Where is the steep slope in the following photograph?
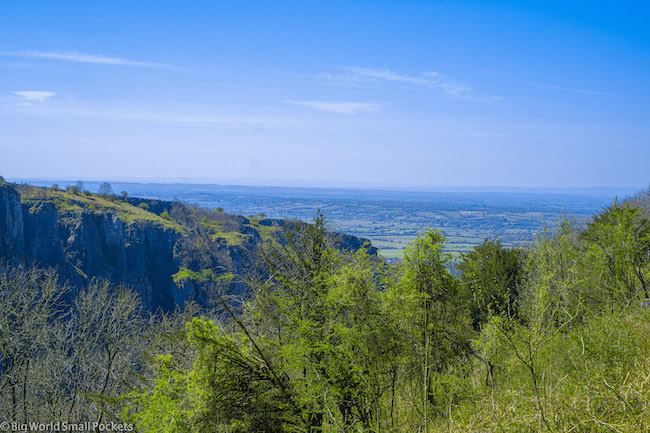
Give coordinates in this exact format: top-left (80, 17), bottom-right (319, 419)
top-left (0, 183), bottom-right (24, 256)
top-left (0, 182), bottom-right (376, 310)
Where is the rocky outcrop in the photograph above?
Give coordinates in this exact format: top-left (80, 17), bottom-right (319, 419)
top-left (51, 210), bottom-right (179, 310)
top-left (0, 183), bottom-right (24, 256)
top-left (23, 201), bottom-right (64, 267)
top-left (0, 184), bottom-right (181, 310)
top-left (0, 183), bottom-right (378, 311)
top-left (333, 232), bottom-right (378, 256)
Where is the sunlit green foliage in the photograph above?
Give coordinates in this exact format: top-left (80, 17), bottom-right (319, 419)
top-left (582, 199), bottom-right (650, 307)
top-left (124, 196), bottom-right (650, 431)
top-left (458, 238), bottom-right (523, 329)
top-left (3, 189), bottom-right (650, 432)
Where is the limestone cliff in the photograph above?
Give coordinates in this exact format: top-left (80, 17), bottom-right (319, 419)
top-left (0, 183), bottom-right (24, 256)
top-left (0, 183), bottom-right (377, 310)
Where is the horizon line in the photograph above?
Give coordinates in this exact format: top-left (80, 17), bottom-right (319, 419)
top-left (8, 177), bottom-right (645, 194)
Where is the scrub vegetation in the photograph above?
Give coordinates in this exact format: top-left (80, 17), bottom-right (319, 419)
top-left (1, 187), bottom-right (649, 432)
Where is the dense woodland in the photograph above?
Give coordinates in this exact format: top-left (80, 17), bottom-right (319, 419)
top-left (1, 184), bottom-right (650, 432)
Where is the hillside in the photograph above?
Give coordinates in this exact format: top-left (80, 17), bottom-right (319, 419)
top-left (1, 181), bottom-right (649, 431)
top-left (0, 181), bottom-right (376, 310)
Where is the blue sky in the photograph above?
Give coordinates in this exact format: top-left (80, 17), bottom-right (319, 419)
top-left (1, 0), bottom-right (649, 188)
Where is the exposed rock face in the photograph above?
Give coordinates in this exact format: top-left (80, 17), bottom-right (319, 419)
top-left (61, 211), bottom-right (129, 276)
top-left (140, 223), bottom-right (178, 310)
top-left (0, 184), bottom-right (182, 310)
top-left (23, 201), bottom-right (64, 267)
top-left (0, 183), bottom-right (378, 311)
top-left (0, 184), bottom-right (24, 256)
top-left (49, 210), bottom-right (178, 309)
top-left (333, 232), bottom-right (379, 256)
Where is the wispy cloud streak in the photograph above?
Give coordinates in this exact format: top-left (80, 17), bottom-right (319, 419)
top-left (1, 50), bottom-right (170, 68)
top-left (528, 81), bottom-right (624, 97)
top-left (13, 91), bottom-right (56, 103)
top-left (326, 67), bottom-right (500, 102)
top-left (285, 100), bottom-right (380, 114)
top-left (344, 67), bottom-right (472, 98)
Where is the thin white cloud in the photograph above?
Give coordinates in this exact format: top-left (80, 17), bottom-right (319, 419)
top-left (343, 67), bottom-right (472, 98)
top-left (330, 67), bottom-right (501, 102)
top-left (420, 72), bottom-right (473, 98)
top-left (285, 100), bottom-right (380, 114)
top-left (1, 50), bottom-right (169, 68)
top-left (13, 91), bottom-right (56, 103)
top-left (528, 81), bottom-right (623, 97)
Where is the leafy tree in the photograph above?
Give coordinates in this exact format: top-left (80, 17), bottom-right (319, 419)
top-left (120, 302), bottom-right (202, 432)
top-left (581, 199), bottom-right (650, 306)
top-left (99, 182), bottom-right (114, 196)
top-left (626, 185), bottom-right (650, 216)
top-left (123, 352), bottom-right (200, 433)
top-left (127, 213), bottom-right (401, 432)
top-left (458, 239), bottom-right (523, 329)
top-left (191, 317), bottom-right (298, 432)
top-left (323, 249), bottom-right (401, 431)
top-left (476, 223), bottom-right (586, 432)
top-left (247, 214), bottom-right (401, 431)
top-left (396, 229), bottom-right (471, 429)
top-left (120, 190), bottom-right (129, 199)
top-left (520, 220), bottom-right (588, 323)
top-left (124, 315), bottom-right (295, 433)
top-left (245, 212), bottom-right (343, 431)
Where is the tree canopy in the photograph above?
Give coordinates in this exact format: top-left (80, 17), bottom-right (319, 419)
top-left (3, 193), bottom-right (650, 432)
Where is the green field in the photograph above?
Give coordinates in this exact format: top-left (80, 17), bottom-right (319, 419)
top-left (321, 204), bottom-right (585, 259)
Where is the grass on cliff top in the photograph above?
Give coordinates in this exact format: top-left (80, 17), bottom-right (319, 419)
top-left (17, 185), bottom-right (184, 232)
top-left (246, 216), bottom-right (282, 243)
top-left (172, 267), bottom-right (234, 284)
top-left (209, 227), bottom-right (251, 245)
top-left (196, 216), bottom-right (248, 245)
top-left (209, 219), bottom-right (283, 246)
top-left (198, 215), bottom-right (281, 246)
